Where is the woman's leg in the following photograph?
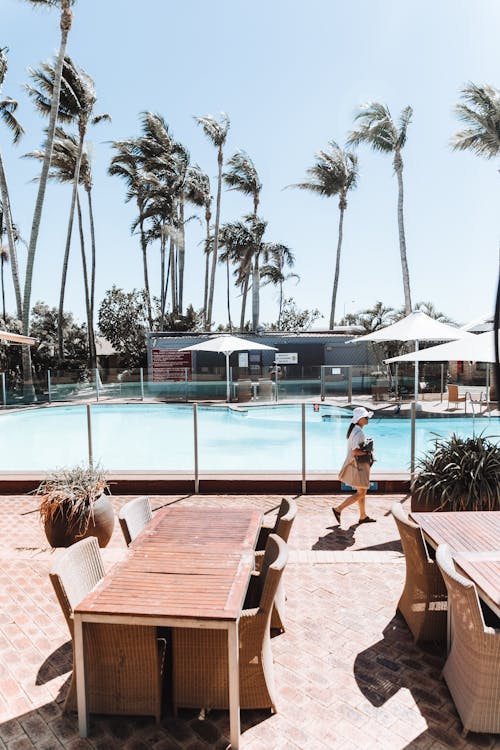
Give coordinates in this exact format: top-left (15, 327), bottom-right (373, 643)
top-left (334, 487), bottom-right (371, 522)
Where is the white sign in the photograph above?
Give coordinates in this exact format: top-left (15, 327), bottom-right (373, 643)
top-left (331, 367), bottom-right (341, 375)
top-left (238, 352), bottom-right (248, 368)
top-left (275, 353), bottom-right (298, 364)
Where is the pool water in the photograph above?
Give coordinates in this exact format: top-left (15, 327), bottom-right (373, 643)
top-left (1, 403), bottom-right (498, 473)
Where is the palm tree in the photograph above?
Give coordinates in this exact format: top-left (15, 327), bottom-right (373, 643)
top-left (0, 47), bottom-right (24, 320)
top-left (260, 244), bottom-right (297, 329)
top-left (413, 301), bottom-right (455, 324)
top-left (25, 54), bottom-right (109, 361)
top-left (109, 139), bottom-right (154, 328)
top-left (184, 165), bottom-right (212, 326)
top-left (21, 0), bottom-right (75, 397)
top-left (348, 103), bottom-right (413, 314)
top-left (358, 301), bottom-right (396, 332)
top-left (292, 141), bottom-right (358, 329)
top-left (451, 83), bottom-right (500, 159)
top-left (219, 214), bottom-right (291, 332)
top-left (0, 215), bottom-right (9, 324)
top-left (194, 113), bottom-right (230, 330)
top-left (25, 128), bottom-right (95, 364)
top-left (223, 151), bottom-right (262, 329)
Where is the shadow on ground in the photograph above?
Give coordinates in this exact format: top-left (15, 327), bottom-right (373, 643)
top-left (354, 614), bottom-right (497, 749)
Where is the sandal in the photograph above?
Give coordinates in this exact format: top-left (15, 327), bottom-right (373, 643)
top-left (359, 516), bottom-right (376, 524)
top-left (332, 507), bottom-right (341, 523)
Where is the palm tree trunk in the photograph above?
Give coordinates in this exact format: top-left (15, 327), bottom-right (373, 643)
top-left (251, 256), bottom-right (260, 332)
top-left (1, 258), bottom-right (6, 324)
top-left (240, 268), bottom-right (251, 331)
top-left (0, 153), bottom-right (22, 318)
top-left (395, 153), bottom-right (412, 314)
top-left (329, 202), bottom-right (345, 329)
top-left (203, 209), bottom-right (211, 329)
top-left (160, 225), bottom-right (166, 325)
top-left (169, 235), bottom-right (177, 317)
top-left (57, 128), bottom-right (85, 362)
top-left (76, 194), bottom-right (93, 368)
top-left (137, 198), bottom-right (153, 329)
top-left (178, 199), bottom-right (185, 313)
top-left (207, 146), bottom-right (224, 330)
top-left (22, 0), bottom-right (73, 398)
top-left (86, 185), bottom-right (97, 368)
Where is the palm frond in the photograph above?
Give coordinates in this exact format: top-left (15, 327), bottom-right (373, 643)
top-left (0, 99), bottom-right (24, 143)
top-left (194, 112), bottom-right (230, 146)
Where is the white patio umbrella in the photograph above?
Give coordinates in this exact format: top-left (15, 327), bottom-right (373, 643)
top-left (347, 311), bottom-right (466, 402)
top-left (179, 334), bottom-right (277, 402)
top-left (0, 329), bottom-right (38, 345)
top-left (384, 330), bottom-right (496, 365)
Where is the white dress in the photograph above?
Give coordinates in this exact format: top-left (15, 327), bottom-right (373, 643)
top-left (338, 425), bottom-right (371, 489)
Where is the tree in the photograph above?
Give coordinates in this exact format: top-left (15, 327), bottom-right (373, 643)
top-left (223, 150), bottom-right (262, 329)
top-left (348, 103), bottom-right (413, 314)
top-left (219, 215), bottom-right (292, 332)
top-left (260, 244), bottom-right (298, 329)
top-left (0, 47), bottom-right (24, 319)
top-left (109, 139), bottom-right (154, 328)
top-left (357, 301), bottom-right (396, 333)
top-left (22, 0), bottom-right (75, 397)
top-left (413, 301), bottom-right (455, 325)
top-left (25, 127), bottom-right (99, 364)
top-left (194, 113), bottom-right (230, 330)
top-left (183, 165), bottom-right (212, 326)
top-left (451, 83), bottom-right (500, 159)
top-left (267, 297), bottom-right (322, 332)
top-left (98, 286), bottom-right (150, 368)
top-left (292, 141), bottom-right (358, 328)
top-left (25, 54), bottom-right (109, 363)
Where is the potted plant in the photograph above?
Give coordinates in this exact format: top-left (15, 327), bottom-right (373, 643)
top-left (36, 464), bottom-right (115, 548)
top-left (411, 432), bottom-right (500, 512)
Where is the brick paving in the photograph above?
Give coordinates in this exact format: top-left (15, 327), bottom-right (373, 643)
top-left (0, 492), bottom-right (498, 749)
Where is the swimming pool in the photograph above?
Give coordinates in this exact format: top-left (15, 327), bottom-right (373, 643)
top-left (1, 403), bottom-right (498, 473)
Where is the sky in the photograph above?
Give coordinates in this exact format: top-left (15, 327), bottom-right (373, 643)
top-left (1, 0), bottom-right (499, 332)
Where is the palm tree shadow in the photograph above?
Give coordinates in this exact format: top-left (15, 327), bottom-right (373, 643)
top-left (36, 640), bottom-right (72, 685)
top-left (312, 525), bottom-right (356, 551)
top-left (353, 614), bottom-right (495, 747)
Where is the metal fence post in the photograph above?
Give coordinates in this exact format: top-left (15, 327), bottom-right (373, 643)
top-left (140, 367), bottom-right (144, 401)
top-left (47, 369), bottom-right (52, 403)
top-left (410, 401), bottom-right (416, 479)
top-left (347, 366), bottom-right (353, 403)
top-left (185, 368), bottom-right (189, 402)
top-left (95, 368), bottom-right (100, 402)
top-left (193, 402), bottom-right (199, 494)
top-left (1, 372), bottom-right (6, 408)
top-left (86, 404), bottom-right (93, 468)
top-left (301, 402), bottom-right (306, 494)
top-left (440, 363), bottom-right (444, 403)
top-left (320, 366), bottom-right (325, 401)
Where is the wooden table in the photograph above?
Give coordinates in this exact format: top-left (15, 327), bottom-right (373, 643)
top-left (74, 506), bottom-right (262, 748)
top-left (411, 511), bottom-right (500, 618)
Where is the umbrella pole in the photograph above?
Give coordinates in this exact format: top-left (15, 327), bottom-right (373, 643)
top-left (226, 351), bottom-right (231, 402)
top-left (414, 340), bottom-right (419, 403)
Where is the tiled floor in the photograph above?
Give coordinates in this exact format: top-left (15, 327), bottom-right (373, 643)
top-left (0, 493), bottom-right (498, 749)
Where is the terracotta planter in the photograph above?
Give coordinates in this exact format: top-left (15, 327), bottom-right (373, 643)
top-left (43, 494), bottom-right (115, 548)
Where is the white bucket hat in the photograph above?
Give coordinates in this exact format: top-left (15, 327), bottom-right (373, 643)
top-left (351, 406), bottom-right (373, 424)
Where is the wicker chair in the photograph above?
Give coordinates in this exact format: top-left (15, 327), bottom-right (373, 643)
top-left (391, 503), bottom-right (447, 642)
top-left (49, 537), bottom-right (165, 721)
top-left (172, 534), bottom-right (288, 713)
top-left (436, 544), bottom-right (500, 736)
top-left (255, 498), bottom-right (297, 632)
top-left (118, 495), bottom-right (153, 546)
top-left (447, 384), bottom-right (466, 410)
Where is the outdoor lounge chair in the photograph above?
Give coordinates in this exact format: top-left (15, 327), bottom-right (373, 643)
top-left (172, 533), bottom-right (288, 712)
top-left (49, 537), bottom-right (166, 721)
top-left (258, 378), bottom-right (273, 400)
top-left (447, 384), bottom-right (466, 410)
top-left (255, 498), bottom-right (297, 632)
top-left (436, 544), bottom-right (500, 737)
top-left (118, 495), bottom-right (153, 546)
top-left (391, 503), bottom-right (447, 643)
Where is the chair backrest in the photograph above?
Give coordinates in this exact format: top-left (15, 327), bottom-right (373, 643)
top-left (49, 536), bottom-right (105, 637)
top-left (258, 534), bottom-right (288, 615)
top-left (274, 497), bottom-right (297, 543)
top-left (391, 502), bottom-right (432, 573)
top-left (118, 496), bottom-right (152, 546)
top-left (447, 384), bottom-right (458, 399)
top-left (436, 544), bottom-right (487, 632)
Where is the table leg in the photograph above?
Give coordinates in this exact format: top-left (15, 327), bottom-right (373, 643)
top-left (227, 622), bottom-right (240, 749)
top-left (74, 616), bottom-right (88, 737)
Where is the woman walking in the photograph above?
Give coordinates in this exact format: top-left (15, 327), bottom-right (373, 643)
top-left (333, 406), bottom-right (375, 525)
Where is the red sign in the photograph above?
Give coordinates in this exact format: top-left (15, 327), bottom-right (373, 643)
top-left (152, 349), bottom-right (192, 382)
